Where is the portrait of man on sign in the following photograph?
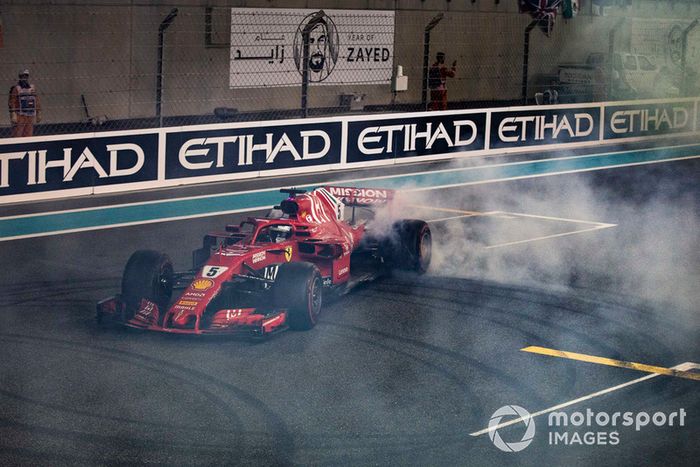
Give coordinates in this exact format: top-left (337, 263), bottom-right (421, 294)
top-left (293, 11), bottom-right (339, 82)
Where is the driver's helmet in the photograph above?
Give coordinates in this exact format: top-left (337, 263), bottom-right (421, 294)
top-left (269, 224), bottom-right (292, 243)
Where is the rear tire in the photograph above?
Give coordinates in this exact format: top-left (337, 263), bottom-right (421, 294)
top-left (384, 220), bottom-right (432, 274)
top-left (273, 262), bottom-right (322, 331)
top-left (121, 250), bottom-right (173, 317)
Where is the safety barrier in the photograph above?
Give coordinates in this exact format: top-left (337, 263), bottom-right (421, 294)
top-left (0, 97), bottom-right (697, 204)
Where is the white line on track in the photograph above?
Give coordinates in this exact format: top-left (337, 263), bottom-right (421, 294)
top-left (344, 142), bottom-right (700, 184)
top-left (427, 214), bottom-right (482, 223)
top-left (494, 210), bottom-right (616, 227)
top-left (469, 362), bottom-right (699, 437)
top-left (484, 225), bottom-right (615, 249)
top-left (2, 145), bottom-right (699, 221)
top-left (401, 154), bottom-right (700, 194)
top-left (0, 149), bottom-right (692, 242)
top-left (0, 205), bottom-right (274, 242)
top-left (416, 205), bottom-right (617, 249)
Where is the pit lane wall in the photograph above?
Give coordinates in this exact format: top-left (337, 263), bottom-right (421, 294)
top-left (0, 98), bottom-right (698, 204)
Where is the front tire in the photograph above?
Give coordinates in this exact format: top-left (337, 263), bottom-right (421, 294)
top-left (273, 262), bottom-right (323, 331)
top-left (121, 250), bottom-right (174, 318)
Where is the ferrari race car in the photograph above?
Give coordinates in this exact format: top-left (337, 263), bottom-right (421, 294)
top-left (97, 186), bottom-right (432, 336)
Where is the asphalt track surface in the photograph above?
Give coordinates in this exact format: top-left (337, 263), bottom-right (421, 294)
top-left (0, 149), bottom-right (698, 465)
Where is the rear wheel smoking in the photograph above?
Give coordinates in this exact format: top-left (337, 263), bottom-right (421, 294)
top-left (383, 220), bottom-right (432, 274)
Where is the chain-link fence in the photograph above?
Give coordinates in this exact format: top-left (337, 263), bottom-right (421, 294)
top-left (1, 1), bottom-right (699, 137)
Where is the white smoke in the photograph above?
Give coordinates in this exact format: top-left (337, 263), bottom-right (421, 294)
top-left (351, 152), bottom-right (698, 328)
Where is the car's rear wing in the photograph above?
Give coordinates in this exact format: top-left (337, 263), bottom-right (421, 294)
top-left (322, 185), bottom-right (397, 225)
top-left (323, 186), bottom-right (396, 207)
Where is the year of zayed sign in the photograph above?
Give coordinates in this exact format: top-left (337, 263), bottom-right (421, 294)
top-left (229, 8), bottom-right (395, 88)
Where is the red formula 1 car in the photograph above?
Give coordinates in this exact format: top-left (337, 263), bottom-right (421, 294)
top-left (97, 186), bottom-right (432, 336)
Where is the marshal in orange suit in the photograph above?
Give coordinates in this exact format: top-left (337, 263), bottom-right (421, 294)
top-left (8, 69), bottom-right (41, 137)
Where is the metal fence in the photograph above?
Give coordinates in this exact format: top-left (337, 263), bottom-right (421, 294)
top-left (1, 1), bottom-right (698, 137)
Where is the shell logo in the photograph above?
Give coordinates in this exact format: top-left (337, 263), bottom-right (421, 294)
top-left (191, 278), bottom-right (214, 291)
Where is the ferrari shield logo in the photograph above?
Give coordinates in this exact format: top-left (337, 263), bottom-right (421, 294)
top-left (284, 246), bottom-right (293, 262)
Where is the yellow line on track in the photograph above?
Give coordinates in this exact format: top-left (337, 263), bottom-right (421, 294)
top-left (521, 346), bottom-right (700, 381)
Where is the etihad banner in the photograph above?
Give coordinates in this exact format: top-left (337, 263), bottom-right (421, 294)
top-left (490, 106), bottom-right (600, 149)
top-left (229, 8), bottom-right (395, 88)
top-left (603, 101), bottom-right (695, 139)
top-left (1, 98), bottom-right (698, 203)
top-left (0, 132), bottom-right (158, 197)
top-left (347, 112), bottom-right (487, 163)
top-left (164, 121), bottom-right (342, 180)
